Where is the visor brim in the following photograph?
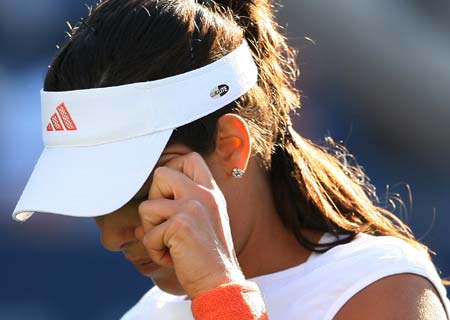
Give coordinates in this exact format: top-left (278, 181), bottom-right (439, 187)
top-left (12, 129), bottom-right (173, 222)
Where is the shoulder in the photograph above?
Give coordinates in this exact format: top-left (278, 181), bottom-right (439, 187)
top-left (316, 233), bottom-right (439, 277)
top-left (334, 273), bottom-right (448, 320)
top-left (318, 232), bottom-right (426, 262)
top-left (310, 233), bottom-right (449, 319)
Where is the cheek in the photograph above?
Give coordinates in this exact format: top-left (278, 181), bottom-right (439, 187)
top-left (203, 154), bottom-right (227, 184)
top-left (94, 203), bottom-right (142, 251)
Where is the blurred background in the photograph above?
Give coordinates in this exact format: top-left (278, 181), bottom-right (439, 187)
top-left (1, 0), bottom-right (449, 319)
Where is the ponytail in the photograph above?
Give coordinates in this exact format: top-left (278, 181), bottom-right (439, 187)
top-left (270, 126), bottom-right (420, 252)
top-left (212, 0), bottom-right (428, 254)
top-left (269, 132), bottom-right (353, 252)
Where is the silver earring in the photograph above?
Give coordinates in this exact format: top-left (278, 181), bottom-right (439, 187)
top-left (231, 168), bottom-right (244, 178)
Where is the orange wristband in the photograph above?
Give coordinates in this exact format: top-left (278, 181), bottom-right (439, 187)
top-left (191, 281), bottom-right (268, 320)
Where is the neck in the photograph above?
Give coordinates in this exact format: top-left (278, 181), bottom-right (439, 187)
top-left (238, 216), bottom-right (323, 279)
top-left (231, 161), bottom-right (323, 279)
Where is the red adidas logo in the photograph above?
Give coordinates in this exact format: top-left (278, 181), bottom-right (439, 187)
top-left (47, 102), bottom-right (78, 131)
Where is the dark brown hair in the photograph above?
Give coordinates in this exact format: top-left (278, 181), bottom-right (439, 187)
top-left (44, 0), bottom-right (430, 256)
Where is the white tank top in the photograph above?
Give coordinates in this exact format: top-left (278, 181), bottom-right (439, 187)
top-left (121, 233), bottom-right (450, 319)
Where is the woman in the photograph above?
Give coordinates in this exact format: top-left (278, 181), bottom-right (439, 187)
top-left (13, 0), bottom-right (449, 319)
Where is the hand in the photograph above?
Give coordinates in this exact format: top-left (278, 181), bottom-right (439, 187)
top-left (136, 152), bottom-right (245, 299)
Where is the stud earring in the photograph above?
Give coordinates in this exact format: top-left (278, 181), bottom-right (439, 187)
top-left (231, 168), bottom-right (244, 178)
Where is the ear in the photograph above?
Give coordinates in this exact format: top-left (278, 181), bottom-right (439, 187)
top-left (214, 113), bottom-right (251, 177)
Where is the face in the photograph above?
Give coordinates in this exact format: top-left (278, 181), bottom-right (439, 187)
top-left (94, 115), bottom-right (257, 295)
top-left (94, 144), bottom-right (190, 294)
top-left (94, 143), bottom-right (254, 295)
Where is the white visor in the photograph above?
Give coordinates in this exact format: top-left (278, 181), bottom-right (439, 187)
top-left (13, 40), bottom-right (258, 222)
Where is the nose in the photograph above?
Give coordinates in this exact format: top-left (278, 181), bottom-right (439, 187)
top-left (95, 210), bottom-right (139, 252)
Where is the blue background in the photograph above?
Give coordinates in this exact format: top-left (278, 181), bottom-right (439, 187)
top-left (1, 1), bottom-right (449, 319)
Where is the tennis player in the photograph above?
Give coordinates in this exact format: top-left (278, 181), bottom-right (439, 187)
top-left (13, 0), bottom-right (449, 319)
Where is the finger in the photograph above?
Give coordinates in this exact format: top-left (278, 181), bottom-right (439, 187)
top-left (138, 198), bottom-right (208, 231)
top-left (163, 152), bottom-right (215, 189)
top-left (138, 198), bottom-right (181, 230)
top-left (149, 166), bottom-right (207, 200)
top-left (142, 220), bottom-right (173, 268)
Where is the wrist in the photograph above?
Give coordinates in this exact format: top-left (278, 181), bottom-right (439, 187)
top-left (188, 268), bottom-right (245, 300)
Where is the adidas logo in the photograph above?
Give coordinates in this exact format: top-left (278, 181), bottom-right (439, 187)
top-left (47, 102), bottom-right (77, 131)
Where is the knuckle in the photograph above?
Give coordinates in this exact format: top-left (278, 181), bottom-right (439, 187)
top-left (170, 214), bottom-right (193, 234)
top-left (137, 201), bottom-right (157, 225)
top-left (142, 233), bottom-right (151, 247)
top-left (142, 232), bottom-right (155, 249)
top-left (137, 200), bottom-right (149, 215)
top-left (183, 199), bottom-right (204, 213)
top-left (146, 249), bottom-right (156, 261)
top-left (153, 166), bottom-right (169, 180)
top-left (199, 188), bottom-right (219, 210)
top-left (143, 228), bottom-right (159, 247)
top-left (187, 151), bottom-right (203, 163)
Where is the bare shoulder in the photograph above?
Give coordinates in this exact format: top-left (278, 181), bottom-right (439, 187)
top-left (334, 273), bottom-right (448, 320)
